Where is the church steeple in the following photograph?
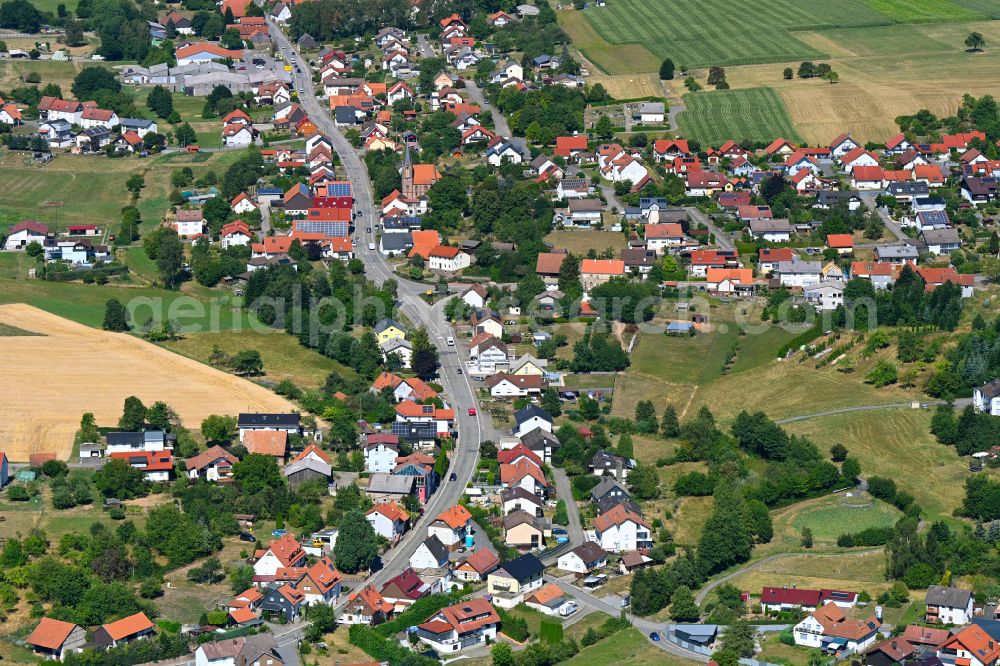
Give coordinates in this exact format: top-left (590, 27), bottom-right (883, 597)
top-left (402, 143), bottom-right (414, 198)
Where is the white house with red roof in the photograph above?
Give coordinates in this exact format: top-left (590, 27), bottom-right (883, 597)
top-left (220, 220), bottom-right (253, 249)
top-left (428, 504), bottom-right (473, 549)
top-left (765, 138), bottom-right (797, 157)
top-left (109, 451), bottom-right (173, 482)
top-left (839, 147), bottom-right (880, 173)
top-left (644, 222), bottom-right (686, 253)
top-left (253, 533), bottom-right (306, 578)
top-left (223, 123), bottom-right (259, 148)
top-left (0, 103), bottom-right (23, 126)
top-left (652, 139), bottom-right (690, 160)
top-left (593, 504), bottom-right (651, 552)
top-left (231, 192), bottom-right (258, 214)
top-left (366, 501), bottom-right (410, 543)
top-left (783, 150), bottom-right (821, 175)
top-left (80, 107), bottom-right (119, 129)
top-left (416, 598), bottom-right (500, 654)
top-left (885, 133), bottom-right (913, 154)
top-left (829, 133), bottom-right (860, 158)
top-left (428, 245), bottom-right (471, 272)
top-left (4, 220), bottom-right (48, 250)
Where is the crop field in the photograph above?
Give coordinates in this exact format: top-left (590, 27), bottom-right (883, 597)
top-left (0, 304), bottom-right (296, 461)
top-left (677, 88), bottom-right (803, 147)
top-left (574, 0), bottom-right (894, 70)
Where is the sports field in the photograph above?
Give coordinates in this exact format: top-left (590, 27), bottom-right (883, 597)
top-left (0, 304), bottom-right (296, 462)
top-left (676, 88), bottom-right (802, 147)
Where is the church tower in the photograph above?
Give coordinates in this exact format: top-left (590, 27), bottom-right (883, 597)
top-left (401, 143), bottom-right (414, 198)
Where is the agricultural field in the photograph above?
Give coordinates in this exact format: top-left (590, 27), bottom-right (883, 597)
top-left (559, 0), bottom-right (1000, 144)
top-left (676, 88), bottom-right (803, 147)
top-left (0, 304), bottom-right (296, 461)
top-left (571, 0), bottom-right (893, 70)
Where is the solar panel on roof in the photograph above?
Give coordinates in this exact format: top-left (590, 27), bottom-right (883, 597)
top-left (295, 221), bottom-right (349, 237)
top-left (325, 182), bottom-right (352, 196)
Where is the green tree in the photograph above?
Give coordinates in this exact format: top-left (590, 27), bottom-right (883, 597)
top-left (541, 387), bottom-right (562, 417)
top-left (594, 114), bottom-right (614, 140)
top-left (232, 349), bottom-right (263, 375)
top-left (233, 454), bottom-right (284, 494)
top-left (797, 61), bottom-right (815, 78)
top-left (659, 58), bottom-right (675, 80)
top-left (746, 499), bottom-right (773, 543)
top-left (707, 66), bottom-right (726, 86)
top-left (71, 66), bottom-right (120, 99)
top-left (229, 564), bottom-right (254, 594)
top-left (25, 240), bottom-right (43, 258)
top-left (332, 509), bottom-right (378, 573)
top-left (966, 31), bottom-right (986, 52)
top-left (147, 85), bottom-right (174, 119)
top-left (174, 122), bottom-right (197, 146)
top-left (491, 642), bottom-right (515, 666)
top-left (156, 227), bottom-right (185, 287)
top-left (783, 67), bottom-right (793, 79)
top-left (627, 463), bottom-right (659, 500)
top-left (103, 298), bottom-right (130, 332)
top-left (80, 412), bottom-right (101, 443)
top-left (801, 526), bottom-right (814, 548)
top-left (93, 458), bottom-right (148, 498)
top-left (669, 585), bottom-right (700, 621)
top-left (201, 414), bottom-right (237, 443)
top-left (660, 404), bottom-right (680, 437)
top-left (866, 359), bottom-right (898, 387)
top-left (119, 396), bottom-right (146, 430)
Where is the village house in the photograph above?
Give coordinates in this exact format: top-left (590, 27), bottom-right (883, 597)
top-left (410, 535), bottom-right (450, 570)
top-left (793, 602), bottom-right (880, 654)
top-left (487, 372), bottom-right (545, 398)
top-left (364, 433), bottom-right (400, 473)
top-left (428, 504), bottom-right (474, 550)
top-left (174, 209), bottom-right (206, 238)
top-left (4, 220), bottom-right (49, 251)
top-left (557, 541), bottom-right (608, 575)
top-left (340, 586), bottom-right (393, 626)
top-left (503, 509), bottom-right (550, 550)
top-left (760, 587), bottom-right (858, 613)
top-left (938, 624), bottom-right (1000, 666)
top-left (416, 597), bottom-right (501, 654)
top-left (380, 568), bottom-right (431, 612)
top-left (514, 405), bottom-right (553, 438)
top-left (185, 445), bottom-right (238, 481)
top-left (487, 553), bottom-right (545, 609)
top-left (925, 585), bottom-right (974, 624)
top-left (454, 548), bottom-right (501, 582)
top-left (593, 504), bottom-right (651, 552)
top-left (366, 501), bottom-right (410, 543)
top-left (580, 258), bottom-right (625, 291)
top-left (253, 533), bottom-right (306, 578)
top-left (26, 618), bottom-right (86, 661)
top-left (974, 379), bottom-right (1000, 416)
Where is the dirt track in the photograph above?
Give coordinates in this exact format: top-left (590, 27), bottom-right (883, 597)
top-left (0, 304), bottom-right (298, 462)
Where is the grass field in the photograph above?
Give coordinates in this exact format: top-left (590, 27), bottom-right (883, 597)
top-left (160, 329), bottom-right (355, 390)
top-left (783, 408), bottom-right (973, 521)
top-left (545, 229), bottom-right (626, 254)
top-left (0, 304), bottom-right (296, 461)
top-left (564, 627), bottom-right (699, 666)
top-left (786, 494), bottom-right (900, 543)
top-left (729, 549), bottom-right (891, 595)
top-left (677, 88), bottom-right (803, 147)
top-left (861, 0), bottom-right (980, 22)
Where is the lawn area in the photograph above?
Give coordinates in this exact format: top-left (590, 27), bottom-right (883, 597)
top-left (545, 229), bottom-right (626, 255)
top-left (159, 329), bottom-right (355, 390)
top-left (576, 0), bottom-right (894, 70)
top-left (758, 633), bottom-right (811, 666)
top-left (729, 549), bottom-right (892, 597)
top-left (670, 496), bottom-right (713, 548)
top-left (564, 627), bottom-right (698, 666)
top-left (312, 625), bottom-right (373, 666)
top-left (783, 407), bottom-right (975, 522)
top-left (124, 246), bottom-right (161, 284)
top-left (677, 88), bottom-right (803, 147)
top-left (784, 494), bottom-right (901, 544)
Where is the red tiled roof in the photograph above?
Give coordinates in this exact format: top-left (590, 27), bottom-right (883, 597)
top-left (580, 259), bottom-right (625, 275)
top-left (27, 618), bottom-right (78, 650)
top-left (826, 234), bottom-right (853, 248)
top-left (243, 429), bottom-right (287, 457)
top-left (100, 612), bottom-right (154, 641)
top-left (435, 504), bottom-right (472, 529)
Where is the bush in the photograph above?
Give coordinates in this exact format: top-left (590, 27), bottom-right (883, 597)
top-left (496, 608), bottom-right (529, 642)
top-left (836, 526), bottom-right (892, 547)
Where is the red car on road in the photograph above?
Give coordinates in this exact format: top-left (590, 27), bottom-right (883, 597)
top-left (468, 408), bottom-right (477, 416)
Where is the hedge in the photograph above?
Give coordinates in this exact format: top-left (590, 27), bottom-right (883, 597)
top-left (348, 624), bottom-right (437, 666)
top-left (776, 323), bottom-right (825, 359)
top-left (375, 593), bottom-right (460, 637)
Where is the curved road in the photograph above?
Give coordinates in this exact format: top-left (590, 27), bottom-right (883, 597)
top-left (267, 20), bottom-right (504, 603)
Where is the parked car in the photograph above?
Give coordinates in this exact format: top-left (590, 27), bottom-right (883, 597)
top-left (449, 472), bottom-right (457, 481)
top-left (239, 532), bottom-right (255, 542)
top-left (649, 632), bottom-right (660, 642)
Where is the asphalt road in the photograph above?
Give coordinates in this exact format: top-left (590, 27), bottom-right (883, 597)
top-left (684, 206), bottom-right (734, 251)
top-left (462, 80), bottom-right (527, 155)
top-left (268, 20), bottom-right (503, 601)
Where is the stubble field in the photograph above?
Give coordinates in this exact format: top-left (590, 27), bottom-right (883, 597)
top-left (0, 303), bottom-right (297, 461)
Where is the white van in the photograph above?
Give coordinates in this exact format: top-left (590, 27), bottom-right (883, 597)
top-left (446, 336), bottom-right (455, 346)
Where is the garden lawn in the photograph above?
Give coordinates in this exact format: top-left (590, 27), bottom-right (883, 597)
top-left (544, 229), bottom-right (626, 255)
top-left (677, 88), bottom-right (803, 147)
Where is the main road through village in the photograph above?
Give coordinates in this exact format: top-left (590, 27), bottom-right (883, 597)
top-left (253, 21), bottom-right (736, 664)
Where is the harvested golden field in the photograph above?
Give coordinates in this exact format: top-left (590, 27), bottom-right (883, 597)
top-left (0, 304), bottom-right (297, 462)
top-left (724, 21), bottom-right (1000, 144)
top-left (585, 72), bottom-right (669, 100)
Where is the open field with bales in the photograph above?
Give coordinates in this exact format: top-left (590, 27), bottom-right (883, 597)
top-left (0, 304), bottom-right (296, 461)
top-left (677, 88), bottom-right (803, 147)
